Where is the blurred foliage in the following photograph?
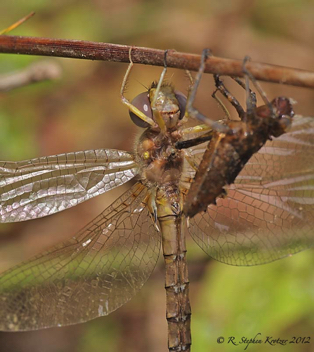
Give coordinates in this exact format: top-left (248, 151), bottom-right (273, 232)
top-left (0, 0), bottom-right (314, 352)
top-left (194, 250), bottom-right (314, 352)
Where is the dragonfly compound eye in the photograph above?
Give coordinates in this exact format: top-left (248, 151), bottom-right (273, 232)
top-left (174, 91), bottom-right (187, 120)
top-left (129, 92), bottom-right (153, 128)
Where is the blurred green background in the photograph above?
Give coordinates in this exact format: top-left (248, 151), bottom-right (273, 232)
top-left (0, 0), bottom-right (314, 351)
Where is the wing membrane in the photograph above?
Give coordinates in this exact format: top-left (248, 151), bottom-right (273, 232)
top-left (188, 116), bottom-right (314, 265)
top-left (0, 182), bottom-right (160, 331)
top-left (0, 149), bottom-right (138, 222)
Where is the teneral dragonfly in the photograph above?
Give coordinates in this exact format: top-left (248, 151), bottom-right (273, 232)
top-left (0, 51), bottom-right (314, 352)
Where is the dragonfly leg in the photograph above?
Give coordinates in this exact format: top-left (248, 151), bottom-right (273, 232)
top-left (212, 88), bottom-right (231, 120)
top-left (186, 48), bottom-right (229, 134)
top-left (150, 50), bottom-right (173, 133)
top-left (180, 69), bottom-right (193, 126)
top-left (179, 70), bottom-right (194, 125)
top-left (120, 48), bottom-right (155, 127)
top-left (175, 129), bottom-right (213, 150)
top-left (242, 56), bottom-right (275, 116)
top-left (185, 69), bottom-right (194, 85)
top-left (231, 76), bottom-right (257, 108)
top-left (213, 74), bottom-right (245, 120)
top-left (177, 122), bottom-right (215, 150)
top-left (145, 187), bottom-right (160, 231)
top-left (181, 123), bottom-right (211, 137)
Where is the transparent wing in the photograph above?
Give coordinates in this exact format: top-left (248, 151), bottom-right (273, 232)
top-left (0, 182), bottom-right (160, 331)
top-left (188, 116), bottom-right (314, 265)
top-left (0, 149), bottom-right (138, 222)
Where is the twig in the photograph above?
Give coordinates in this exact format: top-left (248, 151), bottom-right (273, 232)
top-left (0, 12), bottom-right (35, 35)
top-left (0, 35), bottom-right (314, 89)
top-left (0, 61), bottom-right (62, 92)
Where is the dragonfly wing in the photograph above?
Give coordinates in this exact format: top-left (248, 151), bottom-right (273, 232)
top-left (0, 182), bottom-right (160, 331)
top-left (0, 149), bottom-right (138, 222)
top-left (188, 116), bottom-right (314, 265)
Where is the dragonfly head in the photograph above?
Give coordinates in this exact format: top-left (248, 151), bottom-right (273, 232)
top-left (149, 83), bottom-right (186, 130)
top-left (129, 83), bottom-right (186, 130)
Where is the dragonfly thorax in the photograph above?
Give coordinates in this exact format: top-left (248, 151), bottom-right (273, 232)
top-left (136, 128), bottom-right (184, 186)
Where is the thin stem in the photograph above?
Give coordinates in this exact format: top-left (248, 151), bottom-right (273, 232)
top-left (0, 35), bottom-right (314, 89)
top-left (0, 61), bottom-right (61, 92)
top-left (0, 12), bottom-right (35, 35)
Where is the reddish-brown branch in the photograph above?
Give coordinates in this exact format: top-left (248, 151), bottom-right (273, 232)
top-left (1, 35), bottom-right (314, 89)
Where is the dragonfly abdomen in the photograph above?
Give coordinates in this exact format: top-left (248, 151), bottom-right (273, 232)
top-left (157, 196), bottom-right (191, 352)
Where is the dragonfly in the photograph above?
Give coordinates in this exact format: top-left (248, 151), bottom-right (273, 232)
top-left (0, 49), bottom-right (313, 352)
